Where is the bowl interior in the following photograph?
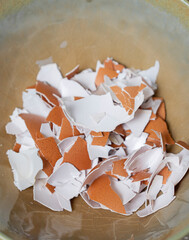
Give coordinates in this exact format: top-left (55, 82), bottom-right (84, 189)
top-left (0, 0), bottom-right (189, 239)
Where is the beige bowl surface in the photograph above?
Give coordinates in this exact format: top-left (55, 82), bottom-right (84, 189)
top-left (0, 1), bottom-right (189, 239)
